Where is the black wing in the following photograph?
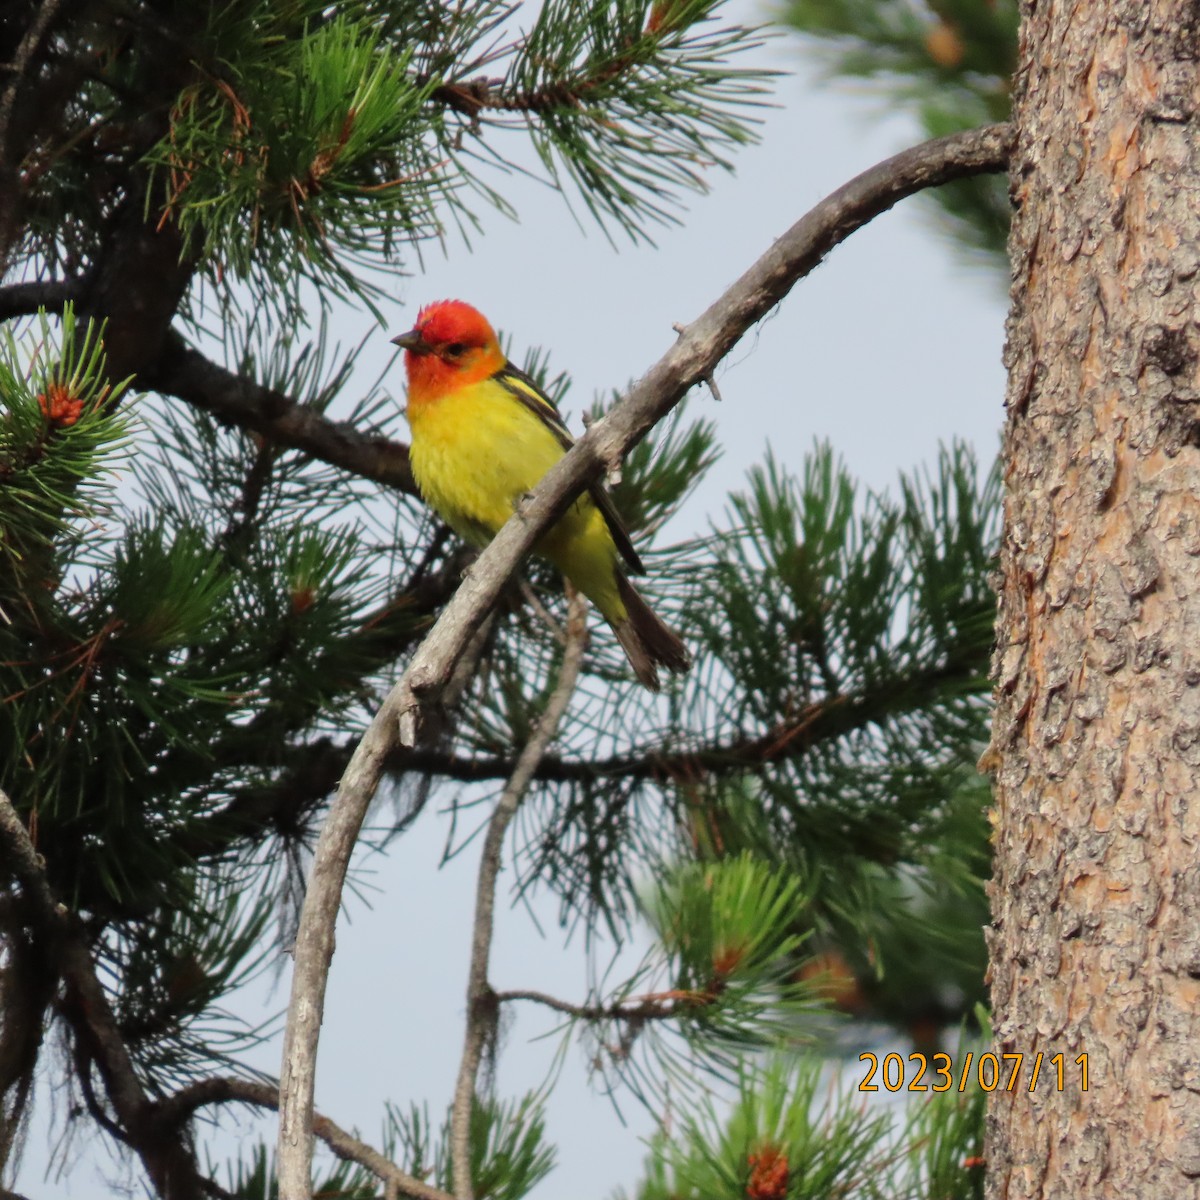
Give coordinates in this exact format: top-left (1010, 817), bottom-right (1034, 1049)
top-left (493, 362), bottom-right (646, 575)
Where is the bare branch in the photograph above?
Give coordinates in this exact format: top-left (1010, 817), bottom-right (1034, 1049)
top-left (493, 988), bottom-right (601, 1020)
top-left (276, 607), bottom-right (495, 1200)
top-left (449, 589), bottom-right (588, 1200)
top-left (276, 122), bottom-right (1013, 1199)
top-left (0, 279), bottom-right (78, 321)
top-left (145, 331), bottom-right (419, 495)
top-left (162, 1077), bottom-right (453, 1200)
top-left (493, 987), bottom-right (698, 1023)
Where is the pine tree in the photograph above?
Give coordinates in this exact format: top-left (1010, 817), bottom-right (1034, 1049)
top-left (781, 0), bottom-right (1017, 263)
top-left (0, 3), bottom-right (1008, 1198)
top-left (985, 1), bottom-right (1200, 1195)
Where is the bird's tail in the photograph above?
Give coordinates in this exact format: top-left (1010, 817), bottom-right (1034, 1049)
top-left (611, 573), bottom-right (691, 691)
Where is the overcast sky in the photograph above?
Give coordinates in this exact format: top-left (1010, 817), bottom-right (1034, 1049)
top-left (15, 4), bottom-right (1010, 1197)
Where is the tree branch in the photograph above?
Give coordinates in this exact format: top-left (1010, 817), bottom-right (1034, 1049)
top-left (160, 1077), bottom-right (453, 1200)
top-left (449, 589), bottom-right (588, 1200)
top-left (78, 191), bottom-right (195, 383)
top-left (218, 632), bottom-right (980, 834)
top-left (0, 0), bottom-right (70, 271)
top-left (276, 609), bottom-right (496, 1200)
top-left (393, 653), bottom-right (982, 785)
top-left (390, 122), bottom-right (1013, 745)
top-left (493, 987), bottom-right (696, 1023)
top-left (276, 121), bottom-right (1013, 1199)
top-left (145, 331), bottom-right (419, 495)
top-left (0, 0), bottom-right (69, 160)
top-left (0, 787), bottom-right (208, 1199)
top-left (0, 279), bottom-right (79, 321)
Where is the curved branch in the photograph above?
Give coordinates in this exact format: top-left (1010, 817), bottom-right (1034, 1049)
top-left (161, 1077), bottom-right (452, 1200)
top-left (145, 331), bottom-right (419, 495)
top-left (0, 0), bottom-right (71, 270)
top-left (390, 122), bottom-right (1013, 742)
top-left (276, 121), bottom-right (1013, 1198)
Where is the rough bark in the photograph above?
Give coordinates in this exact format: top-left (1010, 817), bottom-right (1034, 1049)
top-left (986, 2), bottom-right (1200, 1196)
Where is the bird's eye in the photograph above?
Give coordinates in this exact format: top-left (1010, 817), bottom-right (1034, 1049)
top-left (445, 342), bottom-right (466, 358)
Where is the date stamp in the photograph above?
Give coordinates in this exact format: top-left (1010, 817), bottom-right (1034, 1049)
top-left (858, 1051), bottom-right (1089, 1093)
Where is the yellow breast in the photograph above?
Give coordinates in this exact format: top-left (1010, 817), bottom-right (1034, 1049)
top-left (407, 376), bottom-right (570, 543)
top-left (405, 376), bottom-right (624, 615)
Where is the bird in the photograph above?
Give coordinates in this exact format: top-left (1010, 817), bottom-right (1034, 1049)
top-left (391, 299), bottom-right (691, 690)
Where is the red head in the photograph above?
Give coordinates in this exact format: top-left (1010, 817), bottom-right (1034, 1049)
top-left (391, 299), bottom-right (506, 402)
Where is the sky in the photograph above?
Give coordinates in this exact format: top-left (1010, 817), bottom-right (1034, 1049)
top-left (13, 3), bottom-right (1010, 1197)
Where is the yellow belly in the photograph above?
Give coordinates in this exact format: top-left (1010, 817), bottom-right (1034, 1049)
top-left (407, 380), bottom-right (625, 617)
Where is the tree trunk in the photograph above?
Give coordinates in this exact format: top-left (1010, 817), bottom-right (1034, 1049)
top-left (986, 2), bottom-right (1200, 1195)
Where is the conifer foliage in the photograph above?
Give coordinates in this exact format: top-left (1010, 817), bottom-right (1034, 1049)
top-left (782, 0), bottom-right (1017, 261)
top-left (2, 2), bottom-right (998, 1197)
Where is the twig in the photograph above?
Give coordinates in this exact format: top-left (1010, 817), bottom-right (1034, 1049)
top-left (493, 987), bottom-right (695, 1023)
top-left (518, 581), bottom-right (566, 646)
top-left (276, 121), bottom-right (1013, 1199)
top-left (221, 436), bottom-right (277, 549)
top-left (493, 987), bottom-right (602, 1019)
top-left (161, 1077), bottom-right (453, 1200)
top-left (448, 588), bottom-right (588, 1200)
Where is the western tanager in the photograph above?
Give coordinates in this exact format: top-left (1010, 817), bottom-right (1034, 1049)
top-left (391, 299), bottom-right (690, 690)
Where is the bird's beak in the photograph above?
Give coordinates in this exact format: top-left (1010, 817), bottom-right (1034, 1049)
top-left (390, 328), bottom-right (432, 354)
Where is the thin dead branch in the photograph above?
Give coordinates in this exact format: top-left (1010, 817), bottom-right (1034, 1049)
top-left (448, 588), bottom-right (588, 1200)
top-left (162, 1077), bottom-right (453, 1200)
